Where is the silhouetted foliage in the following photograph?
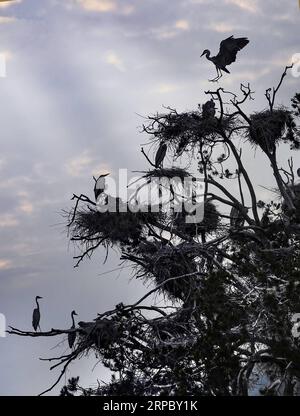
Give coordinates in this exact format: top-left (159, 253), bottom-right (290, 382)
top-left (9, 65), bottom-right (300, 396)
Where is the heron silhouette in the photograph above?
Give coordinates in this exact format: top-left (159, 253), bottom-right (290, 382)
top-left (155, 143), bottom-right (167, 168)
top-left (93, 173), bottom-right (110, 201)
top-left (32, 296), bottom-right (42, 332)
top-left (202, 99), bottom-right (216, 119)
top-left (68, 310), bottom-right (78, 349)
top-left (230, 206), bottom-right (248, 228)
top-left (201, 35), bottom-right (249, 82)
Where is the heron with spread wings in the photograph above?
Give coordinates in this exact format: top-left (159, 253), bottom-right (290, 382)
top-left (201, 35), bottom-right (249, 82)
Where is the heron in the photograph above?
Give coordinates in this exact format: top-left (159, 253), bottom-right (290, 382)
top-left (93, 173), bottom-right (110, 201)
top-left (68, 310), bottom-right (78, 349)
top-left (202, 99), bottom-right (216, 119)
top-left (176, 137), bottom-right (188, 157)
top-left (32, 296), bottom-right (42, 332)
top-left (230, 206), bottom-right (248, 228)
top-left (201, 35), bottom-right (249, 82)
top-left (155, 143), bottom-right (167, 168)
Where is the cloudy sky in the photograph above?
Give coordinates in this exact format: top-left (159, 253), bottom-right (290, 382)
top-left (0, 0), bottom-right (299, 395)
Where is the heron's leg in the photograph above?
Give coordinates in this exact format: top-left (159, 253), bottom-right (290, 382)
top-left (38, 324), bottom-right (42, 332)
top-left (210, 70), bottom-right (221, 83)
top-left (209, 67), bottom-right (220, 82)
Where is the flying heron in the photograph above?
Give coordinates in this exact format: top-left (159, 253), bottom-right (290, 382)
top-left (32, 296), bottom-right (42, 332)
top-left (155, 143), bottom-right (167, 168)
top-left (201, 35), bottom-right (249, 82)
top-left (68, 310), bottom-right (78, 349)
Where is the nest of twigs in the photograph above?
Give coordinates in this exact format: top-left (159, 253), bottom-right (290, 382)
top-left (143, 167), bottom-right (191, 181)
top-left (133, 243), bottom-right (198, 300)
top-left (148, 111), bottom-right (233, 155)
top-left (248, 108), bottom-right (294, 153)
top-left (70, 204), bottom-right (163, 247)
top-left (173, 201), bottom-right (220, 236)
top-left (77, 318), bottom-right (122, 351)
top-left (152, 250), bottom-right (198, 300)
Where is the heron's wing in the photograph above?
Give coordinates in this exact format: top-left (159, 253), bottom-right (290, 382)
top-left (216, 36), bottom-right (249, 67)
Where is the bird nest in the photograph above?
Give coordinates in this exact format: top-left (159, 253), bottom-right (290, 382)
top-left (149, 111), bottom-right (233, 154)
top-left (77, 318), bottom-right (122, 351)
top-left (173, 201), bottom-right (220, 236)
top-left (152, 250), bottom-right (198, 300)
top-left (131, 243), bottom-right (198, 300)
top-left (247, 108), bottom-right (292, 153)
top-left (143, 167), bottom-right (191, 181)
top-left (70, 205), bottom-right (163, 247)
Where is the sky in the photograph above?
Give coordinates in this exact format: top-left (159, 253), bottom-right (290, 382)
top-left (0, 0), bottom-right (299, 395)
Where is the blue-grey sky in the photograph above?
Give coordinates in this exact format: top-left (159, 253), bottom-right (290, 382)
top-left (0, 0), bottom-right (299, 395)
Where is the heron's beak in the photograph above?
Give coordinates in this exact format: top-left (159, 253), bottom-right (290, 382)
top-left (200, 51), bottom-right (205, 57)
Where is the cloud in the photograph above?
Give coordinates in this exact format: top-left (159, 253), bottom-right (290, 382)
top-left (151, 21), bottom-right (190, 40)
top-left (105, 51), bottom-right (125, 72)
top-left (65, 151), bottom-right (110, 178)
top-left (18, 200), bottom-right (34, 214)
top-left (225, 0), bottom-right (258, 13)
top-left (65, 151), bottom-right (95, 177)
top-left (0, 214), bottom-right (18, 228)
top-left (0, 259), bottom-right (12, 270)
top-left (75, 0), bottom-right (117, 12)
top-left (153, 84), bottom-right (179, 94)
top-left (72, 0), bottom-right (135, 14)
top-left (0, 0), bottom-right (22, 9)
top-left (0, 16), bottom-right (17, 23)
top-left (221, 67), bottom-right (271, 86)
top-left (207, 22), bottom-right (237, 33)
top-left (175, 20), bottom-right (190, 31)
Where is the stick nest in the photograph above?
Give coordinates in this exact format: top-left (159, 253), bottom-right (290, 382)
top-left (173, 201), bottom-right (220, 236)
top-left (70, 205), bottom-right (164, 247)
top-left (248, 108), bottom-right (297, 152)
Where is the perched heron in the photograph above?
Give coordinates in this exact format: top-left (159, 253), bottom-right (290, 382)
top-left (93, 173), bottom-right (110, 201)
top-left (202, 99), bottom-right (216, 119)
top-left (201, 35), bottom-right (249, 82)
top-left (155, 143), bottom-right (167, 168)
top-left (32, 296), bottom-right (42, 332)
top-left (176, 137), bottom-right (188, 157)
top-left (230, 206), bottom-right (248, 228)
top-left (68, 310), bottom-right (78, 349)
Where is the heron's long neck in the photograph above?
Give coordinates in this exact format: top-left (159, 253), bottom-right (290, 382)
top-left (205, 50), bottom-right (212, 60)
top-left (71, 313), bottom-right (76, 328)
top-left (36, 298), bottom-right (40, 309)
